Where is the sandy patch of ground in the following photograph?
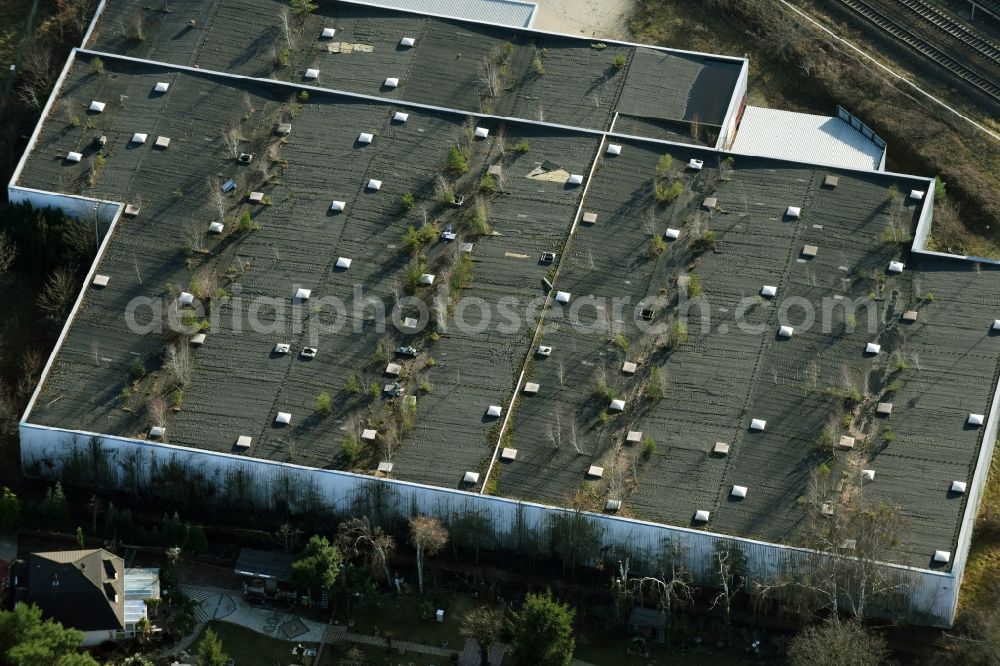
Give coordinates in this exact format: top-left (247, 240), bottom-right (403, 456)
top-left (530, 0), bottom-right (635, 40)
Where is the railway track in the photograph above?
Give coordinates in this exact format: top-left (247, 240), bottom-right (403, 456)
top-left (836, 0), bottom-right (1000, 104)
top-left (893, 0), bottom-right (1000, 65)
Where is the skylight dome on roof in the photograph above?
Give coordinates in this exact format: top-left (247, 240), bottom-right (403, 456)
top-left (501, 447), bottom-right (517, 461)
top-left (536, 345), bottom-right (552, 356)
top-left (487, 405), bottom-right (502, 417)
top-left (89, 101), bottom-right (105, 113)
top-left (862, 469), bottom-right (875, 482)
top-left (275, 412), bottom-right (291, 425)
top-left (688, 158), bottom-right (704, 170)
top-left (155, 136), bottom-right (170, 149)
top-left (393, 111), bottom-right (408, 122)
top-left (92, 275), bottom-right (109, 287)
top-left (235, 436), bottom-right (252, 449)
top-left (273, 343), bottom-right (290, 354)
top-left (362, 429), bottom-right (377, 440)
top-left (778, 325), bottom-right (793, 338)
top-left (419, 273), bottom-right (435, 285)
top-left (865, 342), bottom-right (881, 355)
top-left (968, 413), bottom-right (984, 426)
top-left (910, 190), bottom-right (925, 201)
top-left (523, 382), bottom-right (539, 394)
top-left (750, 419), bottom-right (766, 431)
top-left (664, 228), bottom-right (680, 240)
top-left (888, 261), bottom-right (905, 274)
top-left (131, 133), bottom-right (147, 144)
top-left (367, 179), bottom-right (382, 191)
top-left (209, 222), bottom-right (224, 234)
top-left (626, 431), bottom-right (642, 443)
top-left (555, 291), bottom-right (571, 304)
top-left (190, 333), bottom-right (206, 346)
top-left (178, 292), bottom-right (194, 305)
top-left (474, 127), bottom-right (489, 139)
top-left (149, 426), bottom-right (165, 438)
top-left (694, 510), bottom-right (710, 523)
top-left (385, 363), bottom-right (401, 376)
top-left (304, 68), bottom-right (319, 80)
top-left (66, 152), bottom-right (82, 163)
top-left (153, 82), bottom-right (169, 93)
top-left (581, 212), bottom-right (597, 224)
top-left (761, 285), bottom-right (777, 297)
top-left (609, 399), bottom-right (625, 412)
top-left (951, 481), bottom-right (967, 494)
top-left (606, 143), bottom-right (622, 155)
top-left (992, 319), bottom-right (1000, 331)
top-left (566, 174), bottom-right (584, 185)
top-left (463, 471), bottom-right (480, 484)
top-left (786, 206), bottom-right (801, 218)
top-left (321, 27), bottom-right (336, 38)
top-left (295, 288), bottom-right (312, 301)
top-left (384, 77), bottom-right (399, 88)
top-left (336, 257), bottom-right (352, 269)
top-left (731, 485), bottom-right (747, 498)
top-left (587, 465), bottom-right (604, 478)
top-left (934, 550), bottom-right (950, 563)
top-left (400, 37), bottom-right (416, 47)
top-left (358, 132), bottom-right (373, 144)
top-left (622, 362), bottom-right (637, 374)
top-left (330, 200), bottom-right (345, 212)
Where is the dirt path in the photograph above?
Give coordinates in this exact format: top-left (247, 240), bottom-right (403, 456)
top-left (531, 0), bottom-right (635, 40)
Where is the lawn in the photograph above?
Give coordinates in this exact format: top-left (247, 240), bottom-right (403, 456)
top-left (195, 621), bottom-right (325, 666)
top-left (337, 591), bottom-right (475, 650)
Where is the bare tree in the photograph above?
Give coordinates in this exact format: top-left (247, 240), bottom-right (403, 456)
top-left (709, 543), bottom-right (746, 626)
top-left (208, 179), bottom-right (227, 223)
top-left (38, 266), bottom-right (78, 319)
top-left (0, 231), bottom-right (17, 272)
top-left (478, 58), bottom-right (501, 101)
top-left (278, 6), bottom-right (294, 50)
top-left (337, 517), bottom-right (396, 587)
top-left (272, 522), bottom-right (302, 554)
top-left (17, 348), bottom-right (45, 402)
top-left (787, 618), bottom-right (889, 666)
top-left (409, 515), bottom-right (448, 595)
top-left (164, 343), bottom-right (193, 386)
top-left (86, 494), bottom-right (103, 536)
top-left (222, 128), bottom-right (243, 159)
top-left (460, 606), bottom-right (502, 666)
top-left (630, 540), bottom-right (695, 631)
top-left (147, 395), bottom-right (167, 428)
top-left (182, 220), bottom-right (207, 254)
top-left (17, 43), bottom-right (56, 109)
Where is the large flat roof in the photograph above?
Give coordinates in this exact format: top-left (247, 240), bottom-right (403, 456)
top-left (11, 0), bottom-right (999, 574)
top-left (84, 0), bottom-right (743, 145)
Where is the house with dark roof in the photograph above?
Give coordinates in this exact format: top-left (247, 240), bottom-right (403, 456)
top-left (13, 548), bottom-right (151, 646)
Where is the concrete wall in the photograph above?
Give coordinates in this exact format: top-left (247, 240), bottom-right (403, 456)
top-left (20, 421), bottom-right (956, 626)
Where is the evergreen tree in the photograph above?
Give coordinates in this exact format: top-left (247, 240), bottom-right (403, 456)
top-left (508, 591), bottom-right (575, 666)
top-left (0, 603), bottom-right (98, 666)
top-left (0, 487), bottom-right (21, 529)
top-left (196, 626), bottom-right (228, 666)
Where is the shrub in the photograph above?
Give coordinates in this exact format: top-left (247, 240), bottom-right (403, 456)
top-left (368, 381), bottom-right (380, 398)
top-left (511, 140), bottom-right (530, 153)
top-left (170, 389), bottom-right (183, 409)
top-left (654, 180), bottom-right (683, 203)
top-left (290, 0), bottom-right (318, 17)
top-left (315, 391), bottom-right (332, 415)
top-left (647, 367), bottom-right (665, 401)
top-left (298, 90), bottom-right (310, 102)
top-left (594, 379), bottom-right (618, 402)
top-left (91, 56), bottom-right (104, 76)
top-left (642, 438), bottom-right (656, 458)
top-left (480, 173), bottom-right (498, 193)
top-left (405, 257), bottom-right (424, 292)
top-left (345, 374), bottom-right (361, 395)
top-left (925, 292), bottom-right (936, 302)
top-left (655, 153), bottom-right (673, 176)
top-left (418, 379), bottom-right (433, 393)
top-left (452, 254), bottom-right (473, 290)
top-left (447, 145), bottom-right (469, 174)
top-left (884, 429), bottom-right (896, 443)
top-left (425, 357), bottom-right (437, 366)
top-left (933, 176), bottom-right (946, 200)
top-left (649, 235), bottom-right (666, 256)
top-left (403, 224), bottom-right (437, 254)
top-left (688, 275), bottom-right (702, 297)
top-left (70, 116), bottom-right (81, 127)
top-left (531, 55), bottom-right (546, 75)
top-left (276, 47), bottom-right (290, 68)
top-left (129, 359), bottom-right (146, 381)
top-left (238, 211), bottom-right (259, 232)
top-left (470, 206), bottom-right (492, 236)
top-left (668, 320), bottom-right (688, 349)
top-left (341, 434), bottom-right (364, 465)
top-left (612, 54), bottom-right (626, 69)
top-left (611, 333), bottom-right (629, 353)
top-left (401, 192), bottom-right (416, 211)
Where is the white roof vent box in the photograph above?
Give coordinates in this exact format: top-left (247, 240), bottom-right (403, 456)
top-left (89, 100), bottom-right (106, 113)
top-left (153, 81), bottom-right (170, 93)
top-left (967, 412), bottom-right (985, 427)
top-left (304, 68), bottom-right (320, 80)
top-left (693, 509), bottom-right (710, 523)
top-left (383, 77), bottom-right (400, 89)
top-left (275, 411), bottom-right (292, 425)
top-left (909, 190), bottom-right (925, 201)
top-left (393, 111), bottom-right (409, 123)
top-left (399, 36), bottom-right (416, 47)
top-left (65, 152), bottom-right (83, 164)
top-left (786, 206), bottom-right (802, 219)
top-left (606, 143), bottom-right (622, 156)
top-left (367, 178), bottom-right (382, 191)
top-left (687, 158), bottom-right (704, 171)
top-left (474, 127), bottom-right (489, 139)
top-left (357, 132), bottom-right (374, 145)
top-left (749, 418), bottom-right (766, 431)
top-left (566, 174), bottom-right (584, 186)
top-left (888, 261), bottom-right (905, 274)
top-left (330, 200), bottom-right (346, 213)
top-left (731, 485), bottom-right (748, 499)
top-left (321, 27), bottom-right (337, 38)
